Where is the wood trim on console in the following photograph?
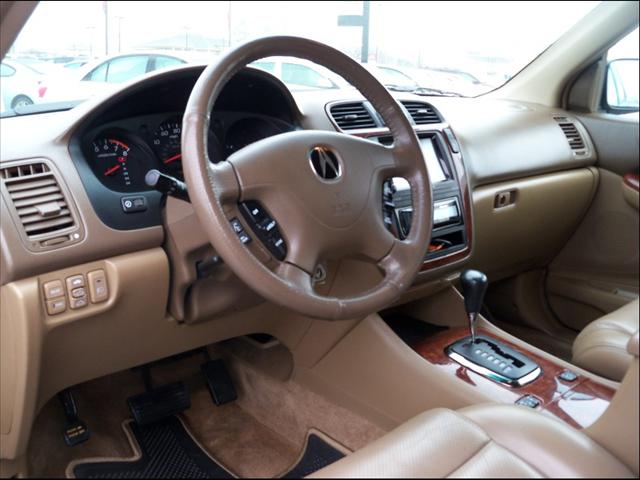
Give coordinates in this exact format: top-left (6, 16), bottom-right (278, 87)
top-left (623, 173), bottom-right (639, 192)
top-left (408, 326), bottom-right (615, 429)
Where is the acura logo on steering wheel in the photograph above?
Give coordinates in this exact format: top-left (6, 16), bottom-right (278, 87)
top-left (309, 146), bottom-right (342, 181)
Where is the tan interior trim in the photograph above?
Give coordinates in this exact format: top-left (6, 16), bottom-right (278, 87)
top-left (469, 168), bottom-right (598, 282)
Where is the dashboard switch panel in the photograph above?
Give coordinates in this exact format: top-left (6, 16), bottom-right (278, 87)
top-left (66, 274), bottom-right (85, 291)
top-left (46, 298), bottom-right (67, 315)
top-left (43, 280), bottom-right (65, 300)
top-left (87, 269), bottom-right (109, 303)
top-left (121, 196), bottom-right (148, 213)
top-left (70, 296), bottom-right (88, 309)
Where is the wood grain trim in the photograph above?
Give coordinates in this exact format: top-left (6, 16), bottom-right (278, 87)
top-left (407, 326), bottom-right (614, 428)
top-left (623, 173), bottom-right (639, 192)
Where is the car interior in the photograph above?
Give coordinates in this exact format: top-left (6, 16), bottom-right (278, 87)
top-left (0, 1), bottom-right (638, 478)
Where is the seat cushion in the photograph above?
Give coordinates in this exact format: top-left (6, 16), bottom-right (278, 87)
top-left (309, 405), bottom-right (634, 478)
top-left (572, 299), bottom-right (639, 381)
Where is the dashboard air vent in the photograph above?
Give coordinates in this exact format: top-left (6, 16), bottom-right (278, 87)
top-left (401, 101), bottom-right (442, 125)
top-left (554, 117), bottom-right (585, 152)
top-left (0, 161), bottom-right (81, 248)
top-left (329, 102), bottom-right (377, 130)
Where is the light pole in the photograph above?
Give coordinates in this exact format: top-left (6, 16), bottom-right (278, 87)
top-left (115, 16), bottom-right (123, 53)
top-left (337, 1), bottom-right (371, 63)
top-left (103, 1), bottom-right (109, 56)
top-left (86, 26), bottom-right (95, 58)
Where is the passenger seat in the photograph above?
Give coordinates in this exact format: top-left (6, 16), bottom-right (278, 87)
top-left (572, 299), bottom-right (639, 381)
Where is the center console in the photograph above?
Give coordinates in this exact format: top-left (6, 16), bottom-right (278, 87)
top-left (375, 128), bottom-right (472, 271)
top-left (384, 273), bottom-right (616, 430)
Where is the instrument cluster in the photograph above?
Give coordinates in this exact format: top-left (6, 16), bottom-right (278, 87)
top-left (83, 112), bottom-right (294, 192)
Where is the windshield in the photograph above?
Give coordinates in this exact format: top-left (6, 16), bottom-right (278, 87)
top-left (2, 0), bottom-right (599, 115)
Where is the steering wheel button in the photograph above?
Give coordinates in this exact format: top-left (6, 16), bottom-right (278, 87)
top-left (264, 220), bottom-right (277, 232)
top-left (239, 231), bottom-right (252, 244)
top-left (230, 218), bottom-right (244, 234)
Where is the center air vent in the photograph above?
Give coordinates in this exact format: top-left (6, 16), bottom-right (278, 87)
top-left (0, 160), bottom-right (83, 251)
top-left (554, 117), bottom-right (586, 152)
top-left (329, 102), bottom-right (377, 130)
top-left (401, 101), bottom-right (442, 125)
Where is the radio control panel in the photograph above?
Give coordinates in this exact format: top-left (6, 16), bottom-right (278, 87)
top-left (380, 130), bottom-right (469, 264)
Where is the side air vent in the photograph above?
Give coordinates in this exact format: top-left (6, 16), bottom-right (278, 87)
top-left (329, 102), bottom-right (377, 130)
top-left (554, 117), bottom-right (586, 152)
top-left (0, 160), bottom-right (84, 251)
top-left (401, 101), bottom-right (442, 125)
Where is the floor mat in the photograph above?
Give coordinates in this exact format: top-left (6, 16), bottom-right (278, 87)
top-left (281, 431), bottom-right (347, 478)
top-left (68, 416), bottom-right (234, 479)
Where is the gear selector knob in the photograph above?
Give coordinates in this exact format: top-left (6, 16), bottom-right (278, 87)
top-left (460, 269), bottom-right (488, 343)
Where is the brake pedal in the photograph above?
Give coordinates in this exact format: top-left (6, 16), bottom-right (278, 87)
top-left (201, 358), bottom-right (237, 406)
top-left (58, 389), bottom-right (90, 446)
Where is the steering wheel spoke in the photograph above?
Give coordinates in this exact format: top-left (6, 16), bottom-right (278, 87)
top-left (276, 262), bottom-right (316, 296)
top-left (208, 160), bottom-right (241, 206)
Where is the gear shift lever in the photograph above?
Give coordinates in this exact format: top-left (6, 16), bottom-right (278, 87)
top-left (460, 269), bottom-right (488, 343)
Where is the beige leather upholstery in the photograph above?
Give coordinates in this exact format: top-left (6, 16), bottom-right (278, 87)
top-left (310, 405), bottom-right (634, 478)
top-left (572, 299), bottom-right (639, 381)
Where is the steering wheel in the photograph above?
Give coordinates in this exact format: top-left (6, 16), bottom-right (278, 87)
top-left (182, 36), bottom-right (432, 320)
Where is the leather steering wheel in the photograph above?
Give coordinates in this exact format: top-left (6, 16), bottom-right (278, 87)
top-left (182, 36), bottom-right (432, 320)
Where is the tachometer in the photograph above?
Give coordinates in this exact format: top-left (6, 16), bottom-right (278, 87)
top-left (89, 132), bottom-right (153, 192)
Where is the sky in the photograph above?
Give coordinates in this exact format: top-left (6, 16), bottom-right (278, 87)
top-left (10, 0), bottom-right (623, 78)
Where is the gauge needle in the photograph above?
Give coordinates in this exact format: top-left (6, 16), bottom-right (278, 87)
top-left (164, 153), bottom-right (182, 165)
top-left (104, 164), bottom-right (121, 176)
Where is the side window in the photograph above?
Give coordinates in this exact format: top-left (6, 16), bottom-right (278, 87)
top-left (605, 28), bottom-right (639, 112)
top-left (281, 63), bottom-right (333, 88)
top-left (0, 63), bottom-right (16, 77)
top-left (105, 56), bottom-right (150, 84)
top-left (153, 56), bottom-right (185, 71)
top-left (83, 62), bottom-right (108, 82)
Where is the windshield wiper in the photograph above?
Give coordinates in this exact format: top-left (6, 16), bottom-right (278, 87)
top-left (414, 87), bottom-right (463, 97)
top-left (384, 84), bottom-right (418, 93)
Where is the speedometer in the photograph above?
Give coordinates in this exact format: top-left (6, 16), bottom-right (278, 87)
top-left (153, 118), bottom-right (183, 177)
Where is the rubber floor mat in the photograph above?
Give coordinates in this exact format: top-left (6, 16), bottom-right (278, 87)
top-left (69, 416), bottom-right (234, 479)
top-left (281, 432), bottom-right (346, 478)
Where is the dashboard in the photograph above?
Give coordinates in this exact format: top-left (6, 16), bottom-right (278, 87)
top-left (67, 67), bottom-right (299, 230)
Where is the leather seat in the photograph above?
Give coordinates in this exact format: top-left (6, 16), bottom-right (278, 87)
top-left (572, 299), bottom-right (639, 381)
top-left (310, 405), bottom-right (634, 478)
